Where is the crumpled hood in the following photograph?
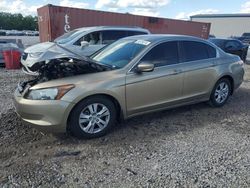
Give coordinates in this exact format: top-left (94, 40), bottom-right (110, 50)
top-left (23, 42), bottom-right (83, 68)
top-left (31, 69), bottom-right (122, 90)
top-left (24, 42), bottom-right (56, 53)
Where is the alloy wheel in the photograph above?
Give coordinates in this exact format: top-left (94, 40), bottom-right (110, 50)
top-left (78, 103), bottom-right (110, 134)
top-left (214, 82), bottom-right (229, 104)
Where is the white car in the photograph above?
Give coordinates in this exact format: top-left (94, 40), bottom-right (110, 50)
top-left (21, 26), bottom-right (150, 75)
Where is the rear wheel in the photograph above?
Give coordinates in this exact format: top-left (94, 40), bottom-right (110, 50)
top-left (68, 96), bottom-right (117, 138)
top-left (209, 78), bottom-right (232, 107)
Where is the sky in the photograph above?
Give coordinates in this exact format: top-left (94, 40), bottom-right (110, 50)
top-left (1, 0), bottom-right (250, 19)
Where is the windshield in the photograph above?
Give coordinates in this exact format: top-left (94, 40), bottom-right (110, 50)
top-left (91, 39), bottom-right (150, 68)
top-left (54, 29), bottom-right (87, 44)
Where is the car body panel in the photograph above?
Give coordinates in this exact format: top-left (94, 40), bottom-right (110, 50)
top-left (181, 59), bottom-right (219, 100)
top-left (14, 89), bottom-right (74, 133)
top-left (14, 35), bottom-right (245, 133)
top-left (125, 64), bottom-right (184, 115)
top-left (22, 43), bottom-right (83, 68)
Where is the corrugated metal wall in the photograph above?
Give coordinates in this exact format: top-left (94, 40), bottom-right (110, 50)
top-left (191, 16), bottom-right (250, 38)
top-left (37, 4), bottom-right (210, 42)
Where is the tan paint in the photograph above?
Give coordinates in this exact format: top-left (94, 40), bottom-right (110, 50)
top-left (14, 36), bottom-right (244, 133)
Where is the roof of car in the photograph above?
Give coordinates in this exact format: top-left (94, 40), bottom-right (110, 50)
top-left (76, 26), bottom-right (150, 32)
top-left (209, 38), bottom-right (242, 42)
top-left (123, 34), bottom-right (207, 43)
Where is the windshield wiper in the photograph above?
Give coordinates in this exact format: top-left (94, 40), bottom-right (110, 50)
top-left (86, 57), bottom-right (114, 70)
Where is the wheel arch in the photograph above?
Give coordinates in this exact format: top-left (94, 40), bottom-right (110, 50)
top-left (66, 93), bottom-right (124, 131)
top-left (217, 74), bottom-right (234, 95)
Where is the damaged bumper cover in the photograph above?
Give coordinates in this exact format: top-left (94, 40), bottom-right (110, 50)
top-left (21, 42), bottom-right (89, 73)
top-left (14, 88), bottom-right (75, 133)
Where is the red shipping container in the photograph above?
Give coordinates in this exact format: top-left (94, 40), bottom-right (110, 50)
top-left (37, 4), bottom-right (211, 42)
top-left (3, 50), bottom-right (21, 69)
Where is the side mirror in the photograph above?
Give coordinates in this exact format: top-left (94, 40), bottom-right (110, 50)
top-left (81, 41), bottom-right (89, 49)
top-left (136, 62), bottom-right (154, 73)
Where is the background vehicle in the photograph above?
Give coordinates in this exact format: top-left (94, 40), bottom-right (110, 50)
top-left (0, 31), bottom-right (6, 36)
top-left (233, 32), bottom-right (250, 44)
top-left (21, 26), bottom-right (150, 75)
top-left (209, 34), bottom-right (216, 38)
top-left (209, 38), bottom-right (249, 62)
top-left (14, 35), bottom-right (244, 139)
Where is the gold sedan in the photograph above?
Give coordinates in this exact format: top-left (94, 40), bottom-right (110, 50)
top-left (14, 35), bottom-right (245, 138)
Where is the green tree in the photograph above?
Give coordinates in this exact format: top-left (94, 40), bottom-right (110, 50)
top-left (0, 12), bottom-right (38, 31)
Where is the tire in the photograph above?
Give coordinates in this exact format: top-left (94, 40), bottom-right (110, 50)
top-left (68, 96), bottom-right (117, 139)
top-left (209, 78), bottom-right (232, 107)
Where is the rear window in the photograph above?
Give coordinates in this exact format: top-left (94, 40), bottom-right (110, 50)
top-left (180, 41), bottom-right (216, 62)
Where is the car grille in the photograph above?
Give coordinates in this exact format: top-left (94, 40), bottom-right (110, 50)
top-left (22, 52), bottom-right (28, 60)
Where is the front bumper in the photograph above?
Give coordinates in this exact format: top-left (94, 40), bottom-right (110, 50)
top-left (21, 58), bottom-right (39, 76)
top-left (14, 89), bottom-right (75, 133)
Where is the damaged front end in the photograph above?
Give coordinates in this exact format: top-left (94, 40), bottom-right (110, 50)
top-left (19, 43), bottom-right (111, 93)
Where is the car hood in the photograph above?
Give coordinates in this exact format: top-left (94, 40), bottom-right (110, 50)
top-left (23, 42), bottom-right (85, 68)
top-left (24, 42), bottom-right (56, 53)
top-left (31, 69), bottom-right (123, 90)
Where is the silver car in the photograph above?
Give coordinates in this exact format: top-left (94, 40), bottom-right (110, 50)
top-left (21, 26), bottom-right (150, 75)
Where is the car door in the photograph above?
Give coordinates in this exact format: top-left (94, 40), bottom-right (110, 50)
top-left (179, 41), bottom-right (218, 100)
top-left (125, 41), bottom-right (184, 116)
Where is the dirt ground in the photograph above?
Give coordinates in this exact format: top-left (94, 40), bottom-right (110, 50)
top-left (0, 65), bottom-right (250, 187)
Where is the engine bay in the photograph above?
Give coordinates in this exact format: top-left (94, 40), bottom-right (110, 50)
top-left (18, 57), bottom-right (109, 93)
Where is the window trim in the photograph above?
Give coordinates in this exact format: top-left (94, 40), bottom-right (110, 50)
top-left (128, 39), bottom-right (219, 74)
top-left (128, 40), bottom-right (181, 73)
top-left (126, 30), bottom-right (148, 36)
top-left (178, 40), bottom-right (217, 63)
top-left (140, 41), bottom-right (180, 67)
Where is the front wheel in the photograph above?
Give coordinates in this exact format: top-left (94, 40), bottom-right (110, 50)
top-left (209, 78), bottom-right (232, 107)
top-left (68, 96), bottom-right (117, 138)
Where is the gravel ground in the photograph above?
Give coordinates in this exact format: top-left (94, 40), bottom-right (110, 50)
top-left (0, 65), bottom-right (250, 187)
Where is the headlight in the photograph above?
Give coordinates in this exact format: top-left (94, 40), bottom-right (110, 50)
top-left (29, 52), bottom-right (43, 58)
top-left (24, 84), bottom-right (75, 100)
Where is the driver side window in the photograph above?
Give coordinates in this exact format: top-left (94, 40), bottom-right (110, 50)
top-left (74, 31), bottom-right (102, 46)
top-left (141, 41), bottom-right (179, 67)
